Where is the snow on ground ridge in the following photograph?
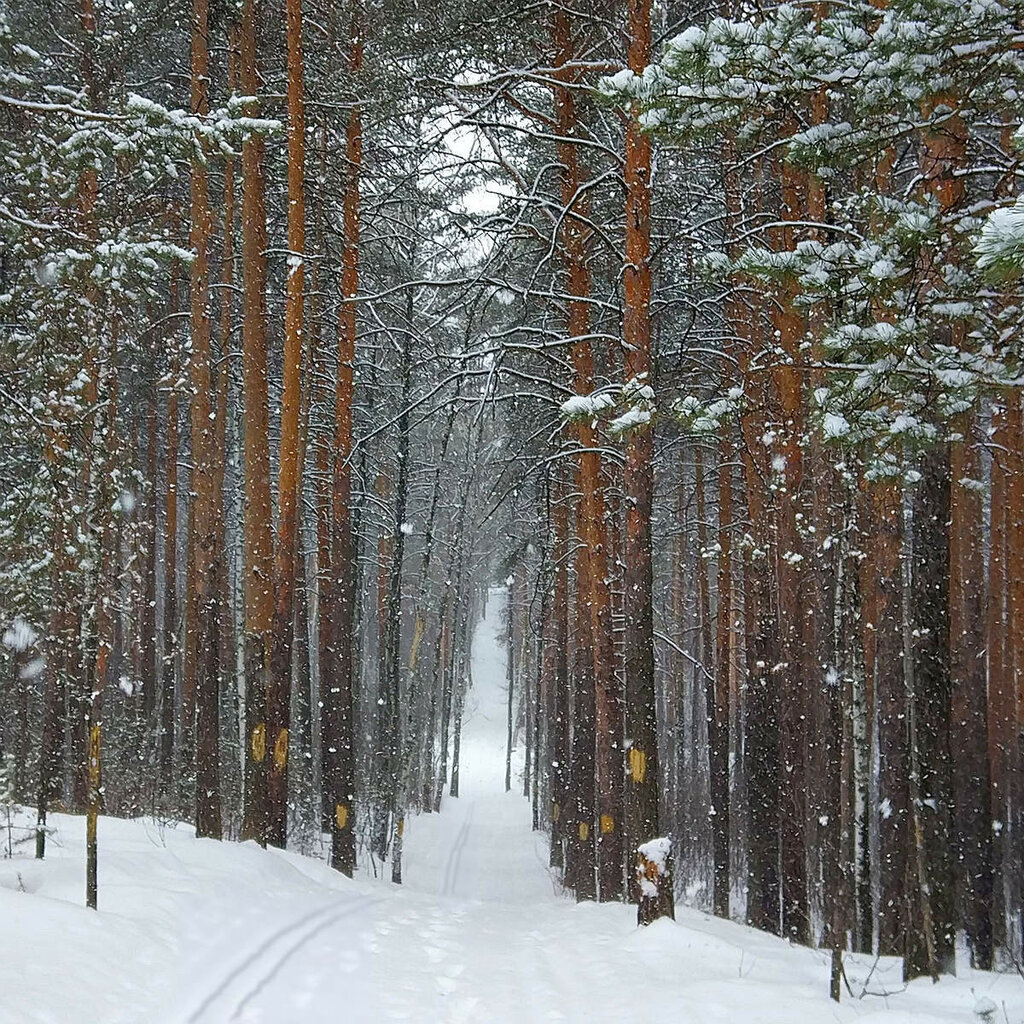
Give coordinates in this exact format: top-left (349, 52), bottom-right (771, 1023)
top-left (0, 588), bottom-right (1020, 1023)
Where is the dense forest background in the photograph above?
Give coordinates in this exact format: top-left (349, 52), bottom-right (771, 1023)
top-left (3, 0), bottom-right (1024, 990)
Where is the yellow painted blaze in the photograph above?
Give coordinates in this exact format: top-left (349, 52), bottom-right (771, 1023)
top-left (397, 817), bottom-right (405, 838)
top-left (335, 803), bottom-right (349, 830)
top-left (88, 724), bottom-right (101, 777)
top-left (629, 747), bottom-right (647, 784)
top-left (600, 814), bottom-right (615, 834)
top-left (251, 722), bottom-right (267, 763)
top-left (551, 802), bottom-right (560, 823)
top-left (578, 821), bottom-right (589, 842)
top-left (273, 728), bottom-right (289, 770)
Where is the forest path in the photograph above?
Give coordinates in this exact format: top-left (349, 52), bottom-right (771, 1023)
top-left (169, 588), bottom-right (989, 1024)
top-left (8, 591), bottom-right (1015, 1023)
top-left (395, 586), bottom-right (555, 904)
top-left (173, 588), bottom-right (571, 1024)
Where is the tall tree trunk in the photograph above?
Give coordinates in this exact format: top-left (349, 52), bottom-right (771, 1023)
top-left (863, 473), bottom-right (906, 958)
top-left (921, 94), bottom-right (994, 972)
top-left (567, 522), bottom-right (597, 901)
top-left (621, 0), bottom-right (667, 917)
top-left (712, 434), bottom-right (732, 919)
top-left (189, 0), bottom-right (222, 841)
top-left (949, 424), bottom-right (993, 969)
top-left (694, 444), bottom-right (715, 897)
top-left (1004, 391), bottom-right (1024, 954)
top-left (387, 327), bottom-right (412, 884)
top-left (86, 323), bottom-right (118, 908)
top-left (737, 295), bottom-right (780, 935)
top-left (908, 450), bottom-right (956, 978)
top-left (162, 333), bottom-right (179, 789)
top-left (212, 52), bottom-right (237, 837)
top-left (988, 397), bottom-right (1010, 949)
top-left (505, 575), bottom-right (515, 794)
top-left (140, 388), bottom-right (158, 736)
top-left (549, 472), bottom-right (570, 871)
top-left (266, 0), bottom-right (308, 851)
top-left (771, 136), bottom-right (810, 947)
top-left (239, 0), bottom-right (273, 845)
top-left (550, 7), bottom-right (623, 901)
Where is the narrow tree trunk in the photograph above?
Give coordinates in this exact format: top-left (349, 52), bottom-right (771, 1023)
top-left (712, 433), bottom-right (732, 918)
top-left (505, 576), bottom-right (515, 793)
top-left (189, 0), bottom-right (222, 841)
top-left (567, 510), bottom-right (597, 901)
top-left (737, 302), bottom-right (780, 935)
top-left (140, 388), bottom-right (158, 735)
top-left (949, 425), bottom-right (994, 969)
top-left (908, 450), bottom-right (956, 978)
top-left (549, 472), bottom-right (570, 871)
top-left (863, 473), bottom-right (906, 957)
top-left (771, 137), bottom-right (810, 947)
top-left (920, 93), bottom-right (994, 970)
top-left (621, 0), bottom-right (667, 917)
top-left (266, 0), bottom-right (308, 851)
top-left (239, 0), bottom-right (273, 845)
top-left (162, 350), bottom-right (179, 789)
top-left (549, 8), bottom-right (622, 900)
top-left (988, 397), bottom-right (1010, 949)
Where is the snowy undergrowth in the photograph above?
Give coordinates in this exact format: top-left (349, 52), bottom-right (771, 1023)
top-left (1, 808), bottom-right (1021, 1023)
top-left (1, 590), bottom-right (1020, 1024)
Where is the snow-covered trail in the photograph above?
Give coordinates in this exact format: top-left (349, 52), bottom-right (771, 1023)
top-left (393, 587), bottom-right (555, 905)
top-left (3, 587), bottom-right (1022, 1023)
top-left (172, 587), bottom-right (564, 1024)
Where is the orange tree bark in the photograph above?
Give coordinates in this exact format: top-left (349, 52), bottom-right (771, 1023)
top-left (213, 45), bottom-right (237, 792)
top-left (770, 135), bottom-right (810, 946)
top-left (70, 0), bottom-right (101, 815)
top-left (239, 0), bottom-right (273, 845)
top-left (266, 0), bottom-right (308, 851)
top-left (551, 7), bottom-right (622, 901)
top-left (621, 0), bottom-right (668, 917)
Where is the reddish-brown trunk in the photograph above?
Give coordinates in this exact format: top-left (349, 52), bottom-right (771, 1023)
top-left (621, 0), bottom-right (667, 917)
top-left (266, 0), bottom-right (308, 851)
top-left (239, 0), bottom-right (273, 844)
top-left (551, 7), bottom-right (622, 901)
top-left (770, 136), bottom-right (810, 946)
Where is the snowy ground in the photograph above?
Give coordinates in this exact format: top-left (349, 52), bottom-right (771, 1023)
top-left (3, 589), bottom-right (1022, 1023)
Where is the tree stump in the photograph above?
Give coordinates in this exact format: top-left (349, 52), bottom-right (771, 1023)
top-left (636, 837), bottom-right (675, 925)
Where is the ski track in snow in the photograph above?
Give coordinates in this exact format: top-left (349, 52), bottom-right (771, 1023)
top-left (184, 894), bottom-right (387, 1023)
top-left (440, 801), bottom-right (475, 898)
top-left (5, 585), bottom-right (1024, 1023)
